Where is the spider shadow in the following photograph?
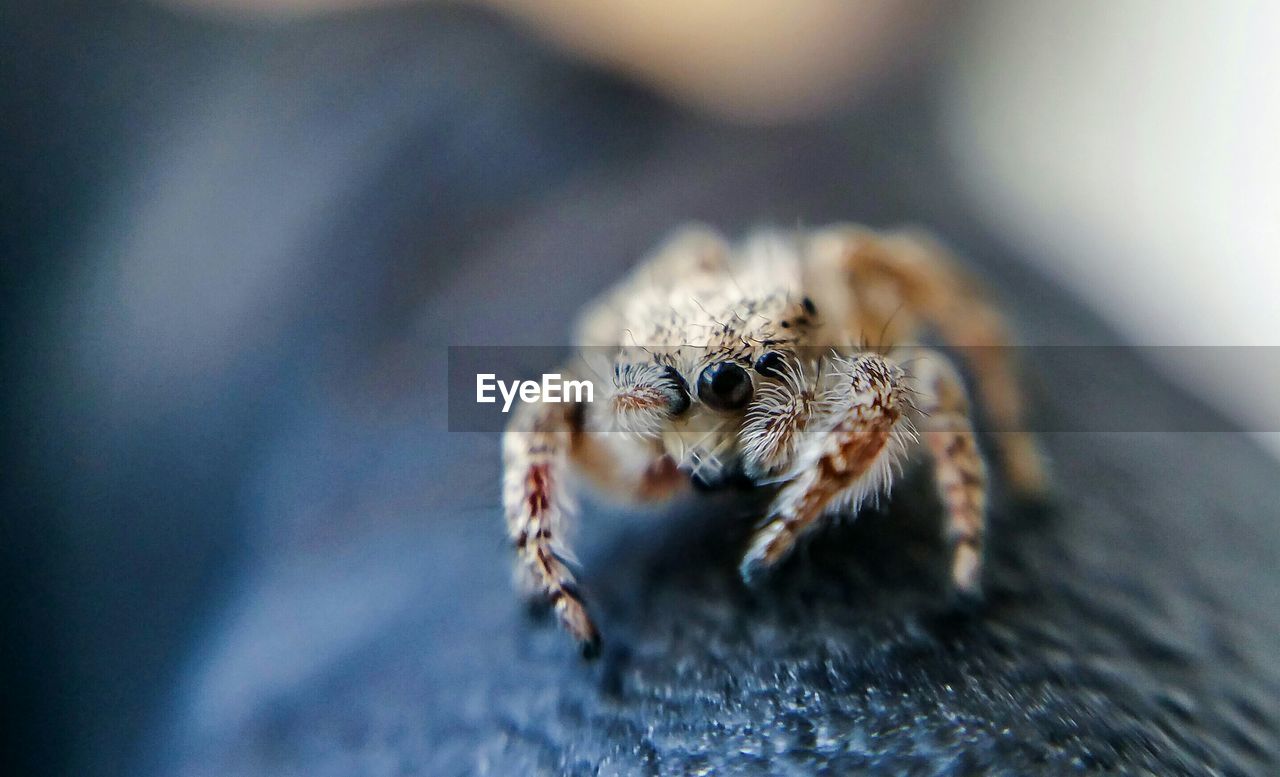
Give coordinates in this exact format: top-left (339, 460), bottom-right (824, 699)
top-left (576, 461), bottom-right (1063, 667)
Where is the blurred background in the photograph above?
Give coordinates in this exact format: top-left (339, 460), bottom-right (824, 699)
top-left (3, 1), bottom-right (1277, 776)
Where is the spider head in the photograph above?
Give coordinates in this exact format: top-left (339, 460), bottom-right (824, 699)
top-left (601, 345), bottom-right (821, 485)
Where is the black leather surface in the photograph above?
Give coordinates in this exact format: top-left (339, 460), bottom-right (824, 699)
top-left (4, 5), bottom-right (1278, 776)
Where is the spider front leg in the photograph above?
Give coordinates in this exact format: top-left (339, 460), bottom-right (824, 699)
top-left (908, 351), bottom-right (990, 597)
top-left (739, 353), bottom-right (913, 585)
top-left (502, 364), bottom-right (687, 656)
top-left (807, 226), bottom-right (1047, 497)
top-left (502, 399), bottom-right (600, 656)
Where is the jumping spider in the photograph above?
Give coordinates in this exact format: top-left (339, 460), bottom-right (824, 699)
top-left (503, 225), bottom-right (1046, 656)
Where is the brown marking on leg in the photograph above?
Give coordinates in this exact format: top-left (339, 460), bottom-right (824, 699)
top-left (503, 400), bottom-right (600, 655)
top-left (637, 454), bottom-right (684, 501)
top-left (808, 226), bottom-right (1046, 496)
top-left (740, 354), bottom-right (907, 584)
top-left (750, 424), bottom-right (893, 572)
top-left (570, 432), bottom-right (687, 505)
top-left (911, 351), bottom-right (990, 595)
top-left (926, 426), bottom-right (988, 593)
top-left (504, 372), bottom-right (687, 653)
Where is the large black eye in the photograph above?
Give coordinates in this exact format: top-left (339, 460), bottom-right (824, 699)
top-left (753, 351), bottom-right (786, 379)
top-left (697, 362), bottom-right (753, 411)
top-left (661, 365), bottom-right (691, 416)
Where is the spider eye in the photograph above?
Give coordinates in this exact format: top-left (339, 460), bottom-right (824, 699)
top-left (697, 362), bottom-right (753, 411)
top-left (661, 365), bottom-right (691, 416)
top-left (753, 351), bottom-right (786, 379)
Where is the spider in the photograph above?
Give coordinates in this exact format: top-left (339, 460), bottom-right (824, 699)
top-left (502, 225), bottom-right (1046, 656)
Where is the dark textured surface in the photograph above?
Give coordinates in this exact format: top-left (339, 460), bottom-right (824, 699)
top-left (162, 219), bottom-right (1280, 773)
top-left (173, 427), bottom-right (1280, 777)
top-left (4, 5), bottom-right (1279, 777)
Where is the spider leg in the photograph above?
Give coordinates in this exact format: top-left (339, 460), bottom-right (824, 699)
top-left (503, 375), bottom-right (684, 657)
top-left (573, 430), bottom-right (687, 504)
top-left (807, 226), bottom-right (1046, 496)
top-left (908, 350), bottom-right (990, 596)
top-left (740, 353), bottom-right (912, 584)
top-left (503, 397), bottom-right (601, 657)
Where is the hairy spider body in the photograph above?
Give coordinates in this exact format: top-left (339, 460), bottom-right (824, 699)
top-left (502, 225), bottom-right (1046, 656)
